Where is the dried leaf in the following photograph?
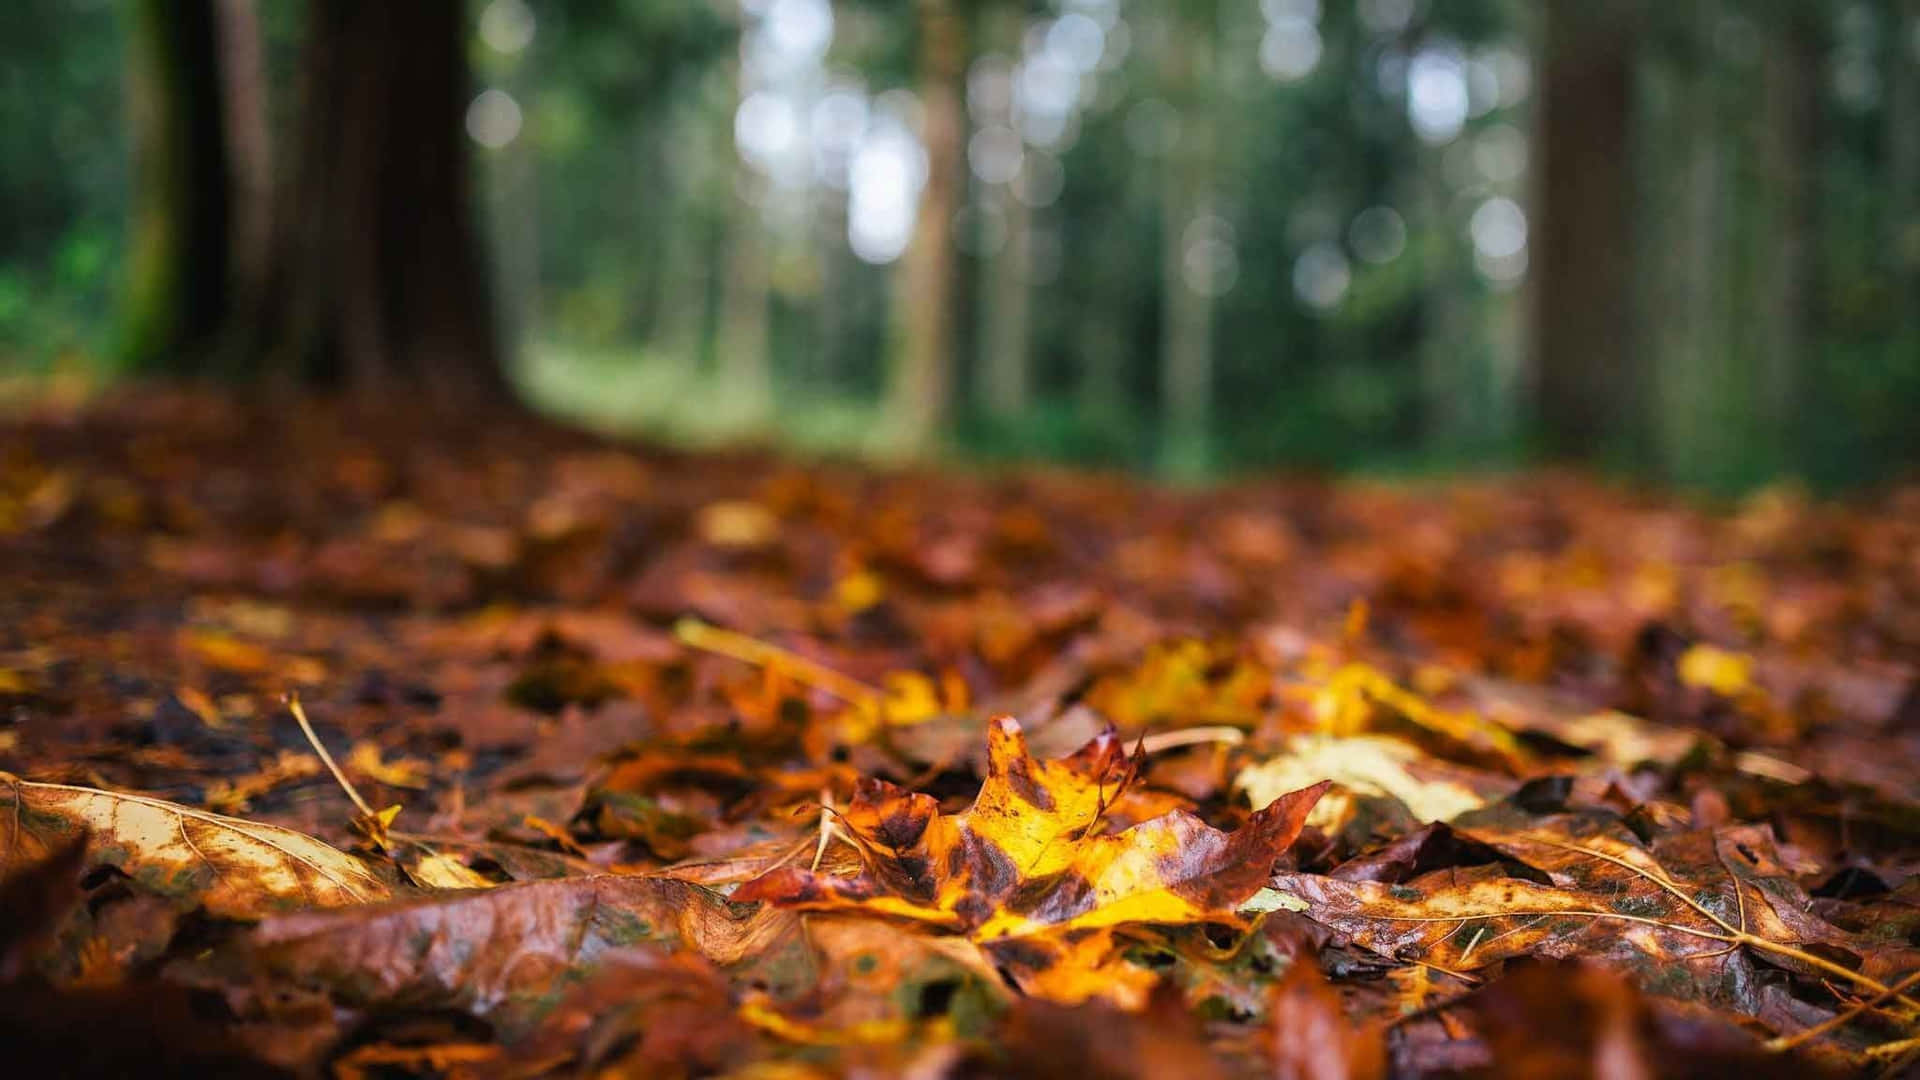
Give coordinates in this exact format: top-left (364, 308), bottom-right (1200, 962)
top-left (1236, 734), bottom-right (1495, 827)
top-left (0, 772), bottom-right (388, 918)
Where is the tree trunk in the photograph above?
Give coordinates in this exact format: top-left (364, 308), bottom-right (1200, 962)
top-left (262, 0), bottom-right (502, 403)
top-left (715, 178), bottom-right (774, 423)
top-left (1891, 0), bottom-right (1920, 347)
top-left (1755, 5), bottom-right (1819, 466)
top-left (884, 0), bottom-right (967, 458)
top-left (214, 0), bottom-right (271, 319)
top-left (1158, 8), bottom-right (1217, 477)
top-left (120, 0), bottom-right (234, 372)
top-left (981, 184), bottom-right (1034, 419)
top-left (712, 7), bottom-right (774, 424)
top-left (977, 5), bottom-right (1032, 422)
top-left (1531, 0), bottom-right (1639, 463)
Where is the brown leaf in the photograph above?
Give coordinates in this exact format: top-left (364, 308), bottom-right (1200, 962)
top-left (1269, 960), bottom-right (1385, 1080)
top-left (241, 874), bottom-right (795, 1034)
top-left (1274, 812), bottom-right (1920, 1015)
top-left (1462, 963), bottom-right (1817, 1080)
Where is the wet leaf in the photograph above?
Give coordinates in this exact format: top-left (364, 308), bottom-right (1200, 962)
top-left (1274, 813), bottom-right (1920, 1016)
top-left (239, 873), bottom-right (796, 1034)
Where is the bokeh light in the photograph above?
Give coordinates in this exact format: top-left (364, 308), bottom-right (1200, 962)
top-left (466, 88), bottom-right (523, 149)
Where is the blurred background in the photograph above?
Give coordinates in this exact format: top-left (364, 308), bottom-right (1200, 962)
top-left (0, 0), bottom-right (1916, 493)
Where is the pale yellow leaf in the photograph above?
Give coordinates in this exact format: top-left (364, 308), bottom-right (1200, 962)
top-left (1236, 733), bottom-right (1488, 827)
top-left (0, 772), bottom-right (389, 918)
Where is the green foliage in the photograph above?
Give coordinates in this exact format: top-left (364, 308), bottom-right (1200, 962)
top-left (0, 0), bottom-right (126, 365)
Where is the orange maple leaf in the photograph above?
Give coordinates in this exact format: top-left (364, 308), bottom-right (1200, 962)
top-left (736, 716), bottom-right (1328, 1004)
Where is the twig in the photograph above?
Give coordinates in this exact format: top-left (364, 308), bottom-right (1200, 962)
top-left (1767, 969), bottom-right (1920, 1053)
top-left (286, 693), bottom-right (374, 818)
top-left (1137, 725), bottom-right (1245, 754)
top-left (674, 618), bottom-right (880, 705)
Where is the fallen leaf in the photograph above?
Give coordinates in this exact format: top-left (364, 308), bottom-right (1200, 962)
top-left (239, 873), bottom-right (796, 1035)
top-left (1237, 733), bottom-right (1496, 828)
top-left (1274, 811), bottom-right (1920, 1017)
top-left (735, 717), bottom-right (1328, 1004)
top-left (0, 772), bottom-right (389, 918)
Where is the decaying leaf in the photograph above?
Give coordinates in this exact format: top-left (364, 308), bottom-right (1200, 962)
top-left (0, 772), bottom-right (389, 918)
top-left (238, 873), bottom-right (796, 1032)
top-left (1274, 810), bottom-right (1920, 1018)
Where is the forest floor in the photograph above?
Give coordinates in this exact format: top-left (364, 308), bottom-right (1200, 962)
top-left (1, 389), bottom-right (1917, 1078)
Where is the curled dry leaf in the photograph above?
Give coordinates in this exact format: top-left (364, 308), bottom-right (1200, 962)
top-left (735, 717), bottom-right (1328, 1004)
top-left (0, 772), bottom-right (388, 919)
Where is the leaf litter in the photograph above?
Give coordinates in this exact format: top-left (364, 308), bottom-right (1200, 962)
top-left (0, 394), bottom-right (1917, 1075)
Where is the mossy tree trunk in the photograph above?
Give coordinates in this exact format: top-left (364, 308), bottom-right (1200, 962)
top-left (121, 0), bottom-right (236, 372)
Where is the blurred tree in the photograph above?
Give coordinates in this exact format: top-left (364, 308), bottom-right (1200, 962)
top-left (1892, 0), bottom-right (1920, 353)
top-left (259, 0), bottom-right (500, 400)
top-left (1532, 0), bottom-right (1640, 464)
top-left (10, 0), bottom-right (1920, 490)
top-left (715, 1), bottom-right (776, 428)
top-left (120, 0), bottom-right (251, 372)
top-left (1155, 4), bottom-right (1219, 478)
top-left (976, 6), bottom-right (1034, 423)
top-left (884, 0), bottom-right (969, 457)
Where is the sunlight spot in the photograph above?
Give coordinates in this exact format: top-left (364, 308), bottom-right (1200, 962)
top-left (1293, 243), bottom-right (1350, 311)
top-left (1470, 196), bottom-right (1528, 287)
top-left (479, 0), bottom-right (535, 55)
top-left (849, 118), bottom-right (926, 265)
top-left (969, 124), bottom-right (1024, 185)
top-left (1260, 18), bottom-right (1322, 83)
top-left (1262, 0), bottom-right (1320, 21)
top-left (1183, 216), bottom-right (1238, 298)
top-left (466, 88), bottom-right (522, 149)
top-left (1407, 43), bottom-right (1468, 144)
top-left (736, 91), bottom-right (799, 168)
top-left (1473, 123), bottom-right (1527, 184)
top-left (1349, 206), bottom-right (1406, 265)
top-left (764, 0), bottom-right (833, 62)
top-left (1047, 13), bottom-right (1107, 73)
